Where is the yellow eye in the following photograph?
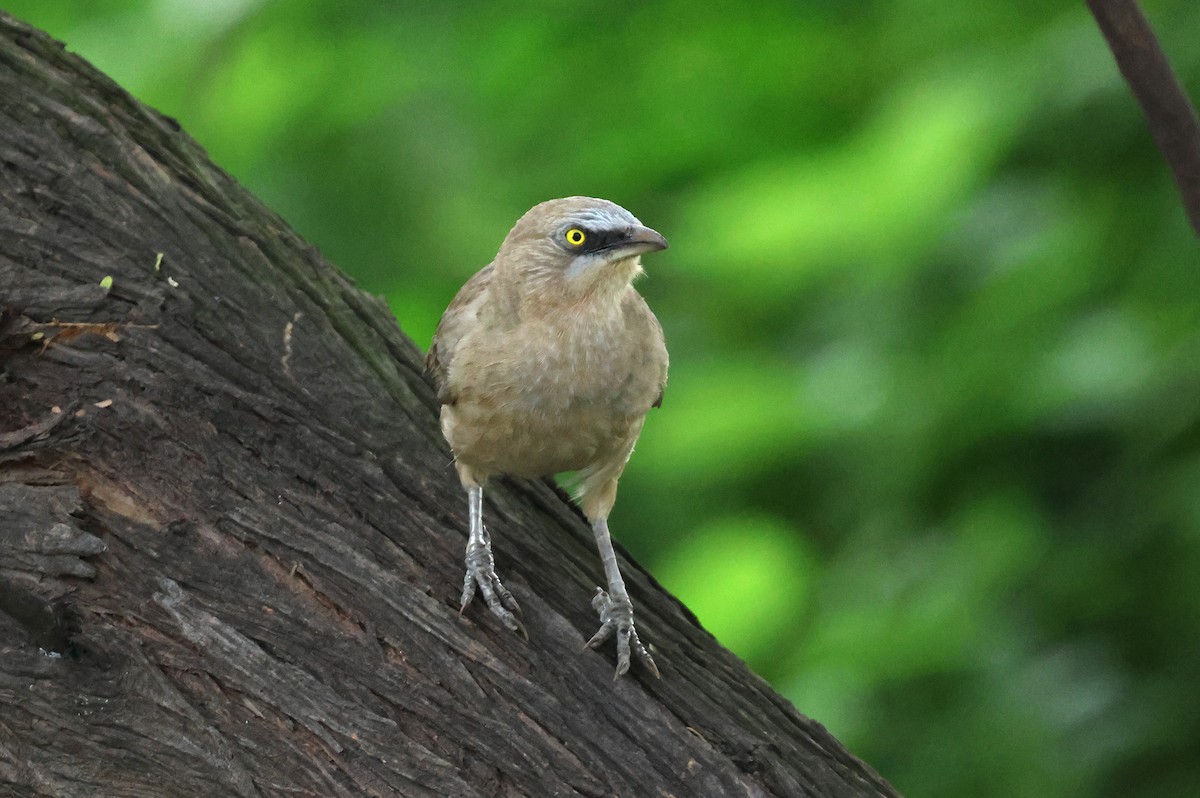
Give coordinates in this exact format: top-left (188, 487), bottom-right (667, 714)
top-left (564, 228), bottom-right (586, 247)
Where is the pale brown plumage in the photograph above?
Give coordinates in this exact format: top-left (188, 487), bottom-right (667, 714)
top-left (427, 196), bottom-right (668, 677)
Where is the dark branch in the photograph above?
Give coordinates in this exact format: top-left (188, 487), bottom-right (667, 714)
top-left (1086, 0), bottom-right (1200, 236)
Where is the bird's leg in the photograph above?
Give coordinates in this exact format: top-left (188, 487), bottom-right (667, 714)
top-left (584, 518), bottom-right (659, 678)
top-left (460, 485), bottom-right (525, 637)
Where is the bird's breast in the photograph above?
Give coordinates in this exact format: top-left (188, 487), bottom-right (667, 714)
top-left (442, 309), bottom-right (662, 479)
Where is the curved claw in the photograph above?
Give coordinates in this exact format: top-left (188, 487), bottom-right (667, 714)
top-left (584, 588), bottom-right (659, 678)
top-left (461, 540), bottom-right (527, 639)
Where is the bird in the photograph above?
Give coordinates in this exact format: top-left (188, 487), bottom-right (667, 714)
top-left (426, 196), bottom-right (669, 678)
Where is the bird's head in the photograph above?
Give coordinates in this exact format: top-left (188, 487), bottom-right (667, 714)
top-left (495, 197), bottom-right (668, 304)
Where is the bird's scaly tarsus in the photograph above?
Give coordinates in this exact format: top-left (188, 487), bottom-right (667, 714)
top-left (584, 518), bottom-right (660, 678)
top-left (460, 485), bottom-right (526, 639)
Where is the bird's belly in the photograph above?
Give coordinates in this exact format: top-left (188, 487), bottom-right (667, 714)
top-left (442, 392), bottom-right (637, 479)
top-left (441, 311), bottom-right (662, 480)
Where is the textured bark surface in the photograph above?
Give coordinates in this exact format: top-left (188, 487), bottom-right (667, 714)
top-left (0, 13), bottom-right (897, 798)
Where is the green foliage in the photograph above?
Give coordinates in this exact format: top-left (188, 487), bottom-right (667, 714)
top-left (11, 1), bottom-right (1199, 794)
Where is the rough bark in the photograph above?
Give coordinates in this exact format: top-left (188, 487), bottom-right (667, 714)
top-left (0, 13), bottom-right (897, 798)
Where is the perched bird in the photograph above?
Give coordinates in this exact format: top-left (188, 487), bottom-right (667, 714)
top-left (426, 197), bottom-right (669, 678)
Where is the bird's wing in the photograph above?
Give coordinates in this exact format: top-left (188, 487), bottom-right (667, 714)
top-left (426, 263), bottom-right (495, 405)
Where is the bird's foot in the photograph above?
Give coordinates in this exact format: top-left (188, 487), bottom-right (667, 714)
top-left (461, 539), bottom-right (526, 639)
top-left (584, 588), bottom-right (659, 679)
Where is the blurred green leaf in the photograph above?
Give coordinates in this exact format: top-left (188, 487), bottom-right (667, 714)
top-left (658, 515), bottom-right (814, 664)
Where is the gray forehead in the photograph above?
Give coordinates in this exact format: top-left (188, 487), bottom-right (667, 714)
top-left (567, 205), bottom-right (641, 230)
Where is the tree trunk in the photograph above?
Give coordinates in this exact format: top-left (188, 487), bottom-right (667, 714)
top-left (0, 13), bottom-right (896, 798)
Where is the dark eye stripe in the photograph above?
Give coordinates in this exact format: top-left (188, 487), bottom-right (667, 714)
top-left (560, 226), bottom-right (630, 255)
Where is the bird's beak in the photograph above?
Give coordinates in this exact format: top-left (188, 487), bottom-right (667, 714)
top-left (607, 225), bottom-right (668, 258)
